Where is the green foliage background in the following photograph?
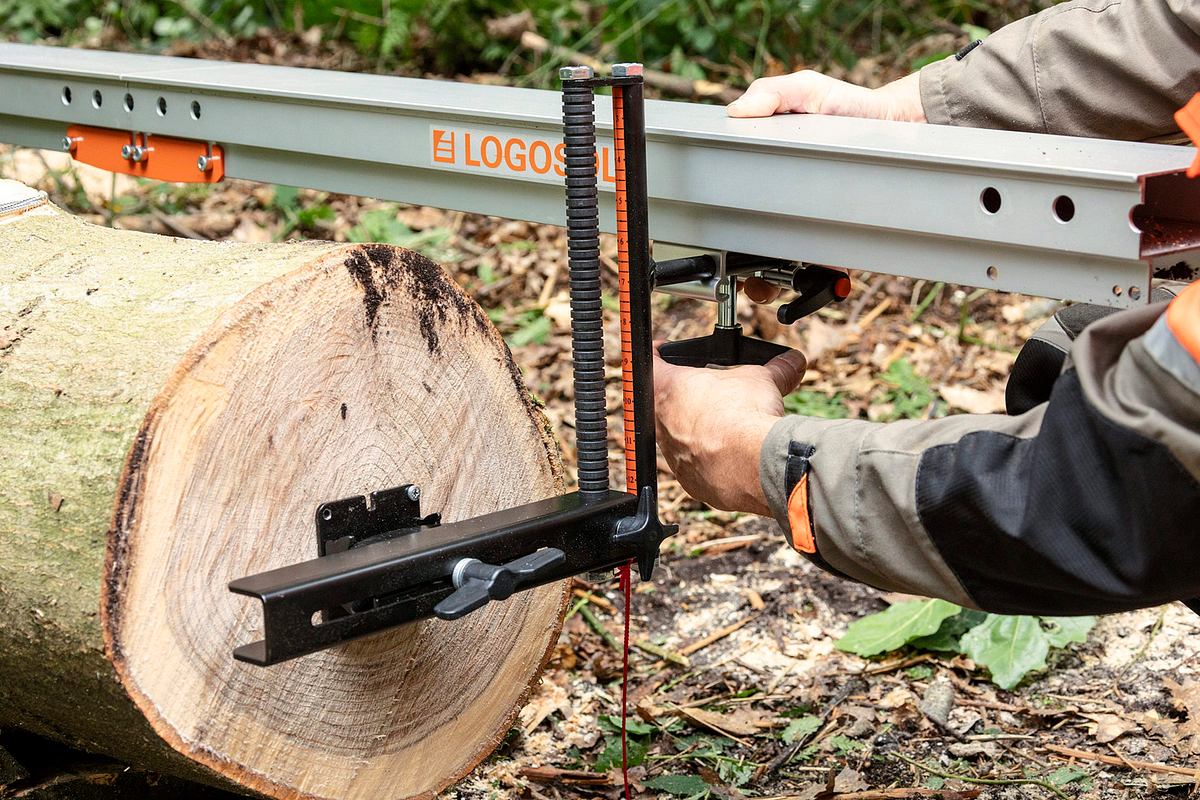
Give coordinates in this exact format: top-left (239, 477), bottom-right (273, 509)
top-left (1, 0), bottom-right (1056, 83)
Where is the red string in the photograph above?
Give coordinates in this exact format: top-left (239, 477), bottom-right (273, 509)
top-left (618, 561), bottom-right (633, 799)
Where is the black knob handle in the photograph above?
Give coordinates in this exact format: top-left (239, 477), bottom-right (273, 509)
top-left (434, 548), bottom-right (566, 620)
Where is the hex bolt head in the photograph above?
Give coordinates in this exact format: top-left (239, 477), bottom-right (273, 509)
top-left (559, 65), bottom-right (593, 81)
top-left (611, 62), bottom-right (644, 77)
top-left (406, 485), bottom-right (421, 502)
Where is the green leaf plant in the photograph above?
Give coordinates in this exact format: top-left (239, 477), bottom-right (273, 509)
top-left (837, 599), bottom-right (1096, 689)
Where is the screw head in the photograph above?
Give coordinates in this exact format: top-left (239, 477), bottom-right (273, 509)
top-left (611, 62), bottom-right (644, 77)
top-left (406, 485), bottom-right (421, 501)
top-left (61, 136), bottom-right (73, 152)
top-left (197, 155), bottom-right (210, 171)
top-left (559, 65), bottom-right (593, 81)
top-left (120, 144), bottom-right (133, 159)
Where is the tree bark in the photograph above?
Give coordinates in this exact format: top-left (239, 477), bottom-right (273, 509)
top-left (0, 180), bottom-right (568, 800)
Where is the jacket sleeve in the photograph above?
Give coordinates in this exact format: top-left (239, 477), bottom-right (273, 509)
top-left (759, 282), bottom-right (1200, 615)
top-left (918, 0), bottom-right (1200, 141)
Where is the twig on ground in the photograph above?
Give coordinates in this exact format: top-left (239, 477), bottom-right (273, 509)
top-left (571, 587), bottom-right (614, 612)
top-left (860, 653), bottom-right (932, 676)
top-left (956, 697), bottom-right (1033, 714)
top-left (1044, 744), bottom-right (1200, 779)
top-left (634, 640), bottom-right (689, 668)
top-left (649, 614), bottom-right (758, 671)
top-left (756, 680), bottom-right (859, 781)
top-left (910, 281), bottom-right (944, 322)
top-left (890, 752), bottom-right (1071, 800)
top-left (688, 533), bottom-right (763, 555)
top-left (858, 296), bottom-right (894, 328)
top-left (577, 603), bottom-right (621, 651)
top-left (1111, 607), bottom-right (1166, 685)
top-left (519, 766), bottom-right (613, 786)
top-left (847, 275), bottom-right (887, 326)
top-left (678, 614), bottom-right (758, 657)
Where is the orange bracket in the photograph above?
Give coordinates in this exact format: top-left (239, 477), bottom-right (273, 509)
top-left (1174, 93), bottom-right (1200, 179)
top-left (63, 124), bottom-right (224, 183)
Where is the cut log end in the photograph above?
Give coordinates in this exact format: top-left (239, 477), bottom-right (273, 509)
top-left (105, 244), bottom-right (566, 800)
top-left (1, 182), bottom-right (567, 800)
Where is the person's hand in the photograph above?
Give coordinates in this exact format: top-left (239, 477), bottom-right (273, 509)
top-left (726, 70), bottom-right (925, 123)
top-left (653, 346), bottom-right (807, 516)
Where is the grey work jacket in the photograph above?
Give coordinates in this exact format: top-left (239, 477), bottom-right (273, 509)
top-left (920, 0), bottom-right (1200, 141)
top-left (762, 0), bottom-right (1200, 615)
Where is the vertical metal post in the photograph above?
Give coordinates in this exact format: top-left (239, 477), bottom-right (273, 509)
top-left (611, 64), bottom-right (657, 498)
top-left (560, 66), bottom-right (610, 501)
top-left (714, 274), bottom-right (738, 329)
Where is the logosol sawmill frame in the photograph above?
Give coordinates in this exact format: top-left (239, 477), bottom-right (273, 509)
top-left (0, 43), bottom-right (1197, 666)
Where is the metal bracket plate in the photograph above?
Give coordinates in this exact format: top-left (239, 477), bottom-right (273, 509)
top-left (63, 124), bottom-right (224, 183)
top-left (316, 484), bottom-right (440, 556)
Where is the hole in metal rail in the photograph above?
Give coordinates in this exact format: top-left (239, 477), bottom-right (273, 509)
top-left (1053, 195), bottom-right (1075, 223)
top-left (156, 97), bottom-right (167, 116)
top-left (980, 187), bottom-right (1002, 214)
top-left (190, 100), bottom-right (202, 120)
top-left (1112, 285), bottom-right (1123, 296)
top-left (310, 611), bottom-right (323, 627)
top-left (123, 93), bottom-right (134, 112)
top-left (986, 265), bottom-right (999, 281)
top-left (91, 90), bottom-right (102, 109)
top-left (1129, 203), bottom-right (1148, 233)
top-left (321, 507), bottom-right (333, 521)
top-left (1129, 286), bottom-right (1142, 300)
top-left (61, 86), bottom-right (71, 105)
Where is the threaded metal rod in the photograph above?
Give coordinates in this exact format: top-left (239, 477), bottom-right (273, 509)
top-left (561, 67), bottom-right (609, 499)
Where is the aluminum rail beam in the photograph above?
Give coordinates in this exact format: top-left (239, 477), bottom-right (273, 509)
top-left (0, 43), bottom-right (1197, 307)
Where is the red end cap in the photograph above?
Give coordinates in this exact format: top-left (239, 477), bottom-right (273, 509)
top-left (834, 276), bottom-right (852, 299)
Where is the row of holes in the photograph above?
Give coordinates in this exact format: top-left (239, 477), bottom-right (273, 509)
top-left (980, 186), bottom-right (1075, 223)
top-left (60, 86), bottom-right (202, 120)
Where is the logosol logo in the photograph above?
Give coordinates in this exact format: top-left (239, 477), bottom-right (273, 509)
top-left (431, 126), bottom-right (617, 185)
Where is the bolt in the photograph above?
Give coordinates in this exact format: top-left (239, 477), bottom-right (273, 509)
top-left (611, 62), bottom-right (644, 77)
top-left (196, 155), bottom-right (214, 171)
top-left (120, 144), bottom-right (133, 159)
top-left (61, 136), bottom-right (73, 152)
top-left (559, 65), bottom-right (593, 81)
top-left (406, 485), bottom-right (421, 502)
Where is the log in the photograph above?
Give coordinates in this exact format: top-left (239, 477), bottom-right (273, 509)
top-left (0, 180), bottom-right (568, 799)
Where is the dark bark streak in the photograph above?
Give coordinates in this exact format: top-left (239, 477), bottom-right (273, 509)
top-left (343, 244), bottom-right (492, 354)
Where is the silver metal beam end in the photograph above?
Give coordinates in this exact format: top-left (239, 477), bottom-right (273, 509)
top-left (559, 65), bottom-right (593, 81)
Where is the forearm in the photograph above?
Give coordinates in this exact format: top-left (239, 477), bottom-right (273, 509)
top-left (761, 289), bottom-right (1200, 615)
top-left (920, 0), bottom-right (1200, 140)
